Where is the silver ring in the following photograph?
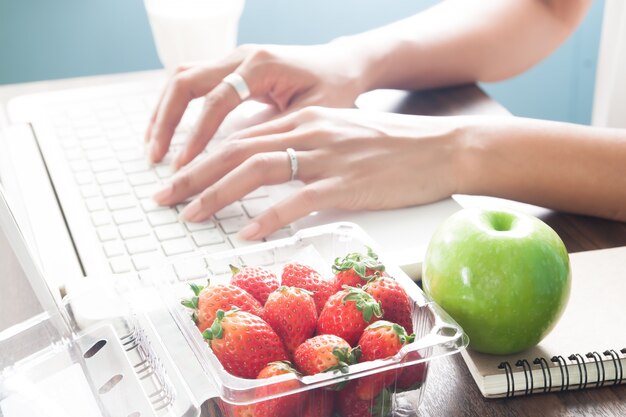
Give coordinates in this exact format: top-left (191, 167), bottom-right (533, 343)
top-left (286, 148), bottom-right (298, 181)
top-left (222, 73), bottom-right (251, 102)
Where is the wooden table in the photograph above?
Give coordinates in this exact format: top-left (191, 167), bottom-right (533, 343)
top-left (359, 85), bottom-right (626, 417)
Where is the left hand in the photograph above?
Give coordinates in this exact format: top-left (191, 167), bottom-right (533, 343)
top-left (153, 107), bottom-right (464, 240)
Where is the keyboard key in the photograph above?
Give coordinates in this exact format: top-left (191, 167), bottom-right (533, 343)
top-left (219, 216), bottom-right (249, 235)
top-left (134, 183), bottom-right (160, 199)
top-left (155, 164), bottom-right (173, 179)
top-left (155, 224), bottom-right (186, 241)
top-left (60, 137), bottom-right (80, 150)
top-left (162, 238), bottom-right (194, 256)
top-left (75, 127), bottom-right (101, 140)
top-left (91, 211), bottom-right (112, 226)
top-left (101, 182), bottom-right (131, 198)
top-left (97, 225), bottom-right (118, 242)
top-left (174, 258), bottom-right (209, 281)
top-left (228, 234), bottom-right (260, 249)
top-left (96, 170), bottom-right (124, 185)
top-left (128, 171), bottom-right (157, 186)
top-left (125, 236), bottom-right (158, 255)
top-left (70, 160), bottom-right (90, 172)
top-left (266, 228), bottom-right (293, 241)
top-left (91, 158), bottom-right (118, 172)
top-left (119, 221), bottom-right (151, 239)
top-left (65, 148), bottom-right (83, 161)
top-left (106, 195), bottom-right (136, 211)
top-left (81, 137), bottom-right (108, 150)
top-left (140, 198), bottom-right (168, 213)
top-left (109, 256), bottom-right (133, 274)
top-left (132, 251), bottom-right (162, 271)
top-left (97, 108), bottom-right (122, 121)
top-left (85, 148), bottom-right (114, 161)
top-left (242, 198), bottom-right (272, 218)
top-left (147, 210), bottom-right (178, 226)
top-left (85, 197), bottom-right (106, 212)
top-left (103, 240), bottom-right (125, 258)
top-left (184, 219), bottom-right (216, 232)
top-left (242, 187), bottom-right (269, 200)
top-left (75, 171), bottom-right (94, 185)
top-left (191, 229), bottom-right (224, 247)
top-left (122, 160), bottom-right (151, 174)
top-left (111, 140), bottom-right (136, 152)
top-left (214, 202), bottom-right (244, 220)
top-left (201, 242), bottom-right (234, 255)
top-left (79, 184), bottom-right (99, 198)
top-left (112, 208), bottom-right (143, 225)
top-left (116, 148), bottom-right (144, 162)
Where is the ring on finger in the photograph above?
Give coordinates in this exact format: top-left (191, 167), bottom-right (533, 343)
top-left (221, 73), bottom-right (251, 102)
top-left (286, 148), bottom-right (298, 181)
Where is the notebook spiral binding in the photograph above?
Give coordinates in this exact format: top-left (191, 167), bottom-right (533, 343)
top-left (498, 348), bottom-right (626, 397)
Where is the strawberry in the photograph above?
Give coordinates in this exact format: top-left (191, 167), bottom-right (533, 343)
top-left (336, 383), bottom-right (392, 417)
top-left (217, 401), bottom-right (254, 417)
top-left (333, 247), bottom-right (385, 288)
top-left (365, 277), bottom-right (414, 334)
top-left (254, 361), bottom-right (306, 417)
top-left (230, 264), bottom-right (279, 305)
top-left (316, 287), bottom-right (382, 346)
top-left (181, 281), bottom-right (263, 333)
top-left (301, 388), bottom-right (335, 417)
top-left (293, 334), bottom-right (360, 376)
top-left (203, 309), bottom-right (288, 379)
top-left (264, 286), bottom-right (317, 356)
top-left (395, 353), bottom-right (428, 391)
top-left (355, 321), bottom-right (415, 400)
top-left (282, 262), bottom-right (336, 314)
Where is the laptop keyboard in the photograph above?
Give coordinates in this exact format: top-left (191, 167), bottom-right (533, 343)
top-left (45, 94), bottom-right (291, 276)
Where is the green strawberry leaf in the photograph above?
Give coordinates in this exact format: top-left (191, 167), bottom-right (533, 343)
top-left (343, 287), bottom-right (383, 322)
top-left (203, 309), bottom-right (227, 340)
top-left (332, 249), bottom-right (385, 281)
top-left (229, 264), bottom-right (241, 276)
top-left (371, 388), bottom-right (392, 416)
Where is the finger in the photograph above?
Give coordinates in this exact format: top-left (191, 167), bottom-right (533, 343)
top-left (178, 151), bottom-right (295, 222)
top-left (149, 55), bottom-right (245, 163)
top-left (144, 65), bottom-right (191, 144)
top-left (227, 110), bottom-right (301, 140)
top-left (172, 56), bottom-right (286, 170)
top-left (239, 178), bottom-right (341, 240)
top-left (155, 137), bottom-right (301, 205)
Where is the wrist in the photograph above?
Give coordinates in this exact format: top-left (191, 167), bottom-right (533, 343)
top-left (327, 34), bottom-right (387, 94)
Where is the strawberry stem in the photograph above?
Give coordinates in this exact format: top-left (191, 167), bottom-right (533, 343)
top-left (332, 248), bottom-right (385, 281)
top-left (229, 264), bottom-right (241, 276)
top-left (342, 287), bottom-right (383, 322)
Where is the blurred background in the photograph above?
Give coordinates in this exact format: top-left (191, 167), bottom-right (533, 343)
top-left (0, 0), bottom-right (605, 124)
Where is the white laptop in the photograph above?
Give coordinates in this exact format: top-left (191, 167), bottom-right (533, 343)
top-left (0, 73), bottom-right (460, 300)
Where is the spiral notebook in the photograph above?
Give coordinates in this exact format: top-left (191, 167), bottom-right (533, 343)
top-left (461, 246), bottom-right (626, 398)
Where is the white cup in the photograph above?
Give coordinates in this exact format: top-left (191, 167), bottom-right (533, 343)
top-left (144, 0), bottom-right (245, 72)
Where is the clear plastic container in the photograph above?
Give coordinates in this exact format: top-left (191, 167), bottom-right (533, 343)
top-left (0, 223), bottom-right (468, 417)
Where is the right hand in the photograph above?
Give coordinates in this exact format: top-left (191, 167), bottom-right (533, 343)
top-left (145, 41), bottom-right (367, 170)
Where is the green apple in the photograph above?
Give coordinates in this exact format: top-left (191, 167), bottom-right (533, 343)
top-left (422, 208), bottom-right (570, 355)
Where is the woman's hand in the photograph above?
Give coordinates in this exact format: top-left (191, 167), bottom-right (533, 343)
top-left (145, 41), bottom-right (368, 170)
top-left (153, 107), bottom-right (465, 240)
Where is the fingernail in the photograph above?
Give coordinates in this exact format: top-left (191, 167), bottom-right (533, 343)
top-left (180, 199), bottom-right (202, 221)
top-left (239, 221), bottom-right (261, 240)
top-left (153, 183), bottom-right (173, 204)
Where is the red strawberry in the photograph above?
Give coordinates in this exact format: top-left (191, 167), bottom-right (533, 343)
top-left (181, 281), bottom-right (263, 333)
top-left (395, 353), bottom-right (428, 391)
top-left (355, 321), bottom-right (414, 400)
top-left (336, 383), bottom-right (392, 417)
top-left (230, 264), bottom-right (279, 305)
top-left (365, 277), bottom-right (414, 333)
top-left (333, 248), bottom-right (385, 288)
top-left (282, 262), bottom-right (336, 314)
top-left (301, 388), bottom-right (335, 417)
top-left (264, 286), bottom-right (317, 356)
top-left (316, 287), bottom-right (382, 346)
top-left (203, 309), bottom-right (288, 379)
top-left (254, 361), bottom-right (306, 417)
top-left (217, 401), bottom-right (254, 417)
top-left (293, 334), bottom-right (359, 376)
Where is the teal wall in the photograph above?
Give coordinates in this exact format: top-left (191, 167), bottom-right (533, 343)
top-left (0, 0), bottom-right (605, 124)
